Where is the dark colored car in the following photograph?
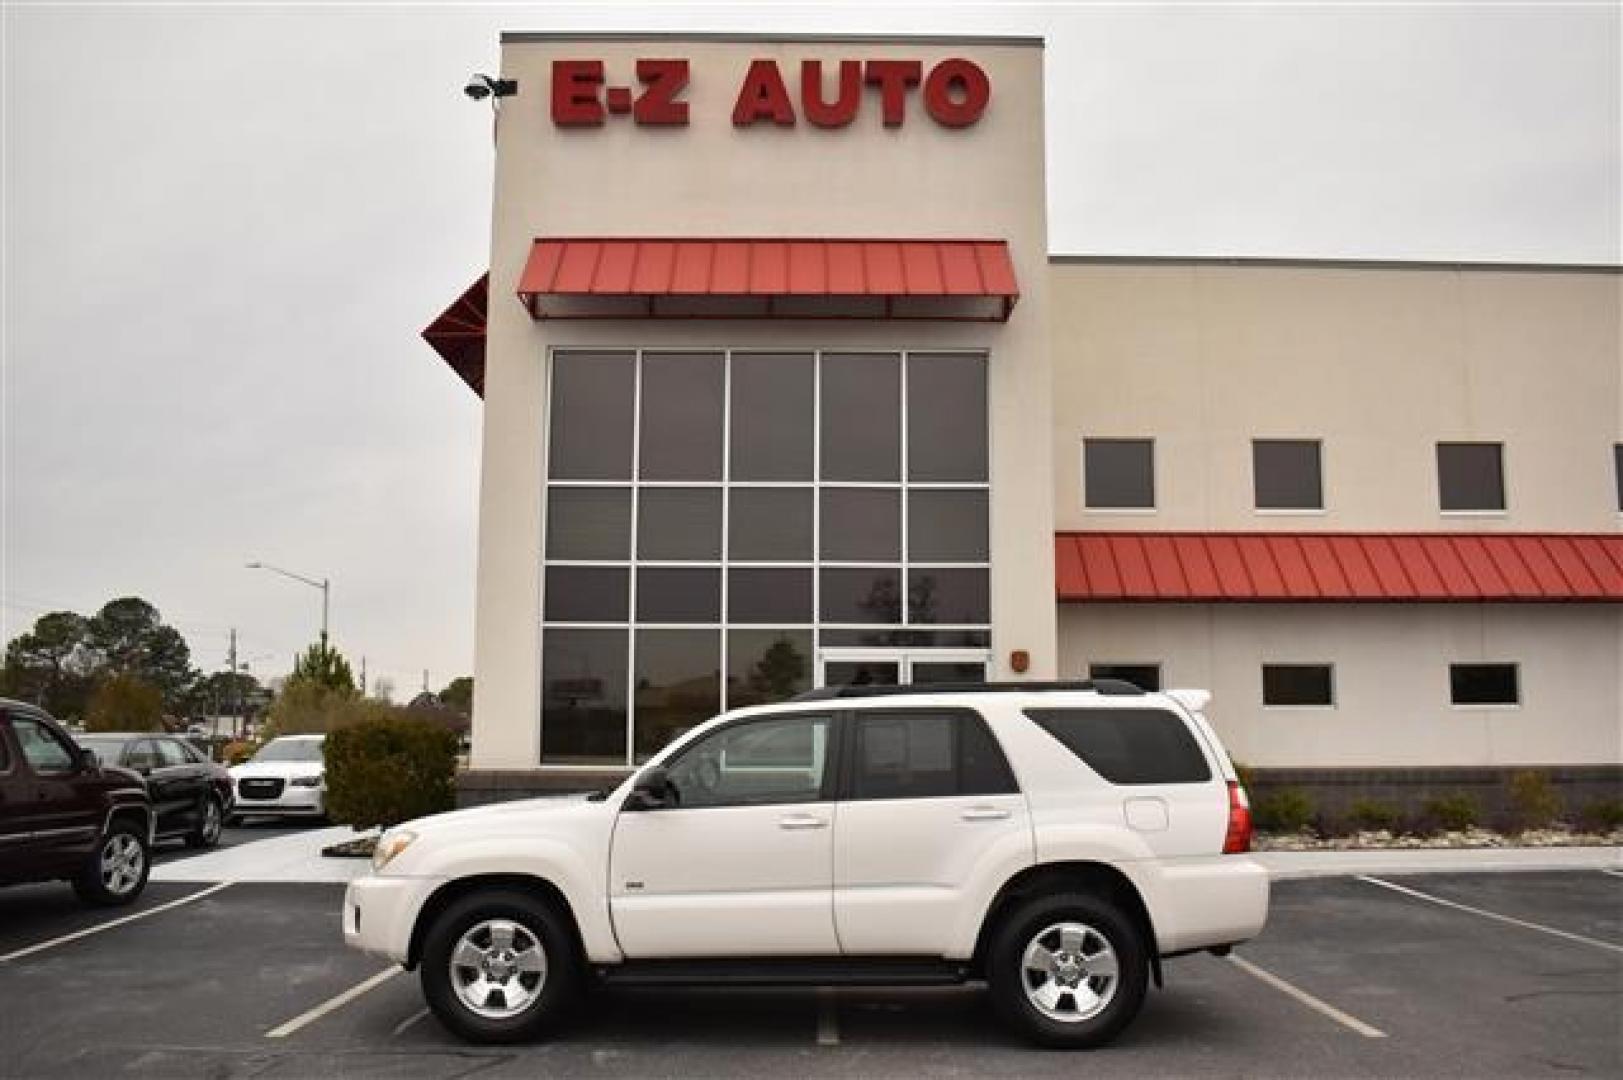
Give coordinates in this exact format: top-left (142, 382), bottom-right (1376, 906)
top-left (76, 733), bottom-right (233, 849)
top-left (0, 699), bottom-right (155, 906)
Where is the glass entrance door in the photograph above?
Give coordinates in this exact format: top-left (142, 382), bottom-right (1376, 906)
top-left (817, 649), bottom-right (990, 689)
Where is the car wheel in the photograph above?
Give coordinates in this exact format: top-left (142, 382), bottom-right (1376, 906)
top-left (987, 891), bottom-right (1148, 1049)
top-left (420, 889), bottom-right (579, 1044)
top-left (72, 819), bottom-right (151, 907)
top-left (186, 796), bottom-right (224, 849)
top-left (225, 813), bottom-right (244, 828)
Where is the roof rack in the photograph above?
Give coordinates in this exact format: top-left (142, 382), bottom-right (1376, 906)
top-left (789, 679), bottom-right (1147, 702)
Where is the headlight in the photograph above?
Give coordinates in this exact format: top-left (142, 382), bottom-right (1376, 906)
top-left (292, 774), bottom-right (323, 788)
top-left (372, 830), bottom-right (418, 871)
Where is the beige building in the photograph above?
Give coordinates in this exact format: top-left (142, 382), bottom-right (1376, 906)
top-left (423, 33), bottom-right (1622, 799)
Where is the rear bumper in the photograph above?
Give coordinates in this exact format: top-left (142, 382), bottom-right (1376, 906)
top-left (1139, 856), bottom-right (1271, 955)
top-left (343, 873), bottom-right (443, 966)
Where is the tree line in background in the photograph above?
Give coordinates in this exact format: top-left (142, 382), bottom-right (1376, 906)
top-left (0, 597), bottom-right (472, 739)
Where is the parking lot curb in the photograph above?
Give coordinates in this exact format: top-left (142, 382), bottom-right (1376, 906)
top-left (1256, 845), bottom-right (1623, 879)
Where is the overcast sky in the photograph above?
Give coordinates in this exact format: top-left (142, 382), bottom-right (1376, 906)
top-left (3, 2), bottom-right (1618, 699)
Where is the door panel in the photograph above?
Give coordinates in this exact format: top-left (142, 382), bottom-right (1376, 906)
top-left (610, 712), bottom-right (838, 958)
top-left (9, 715), bottom-right (99, 868)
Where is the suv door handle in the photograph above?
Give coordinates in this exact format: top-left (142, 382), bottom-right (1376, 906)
top-left (777, 813), bottom-right (828, 830)
top-left (960, 806), bottom-right (1011, 821)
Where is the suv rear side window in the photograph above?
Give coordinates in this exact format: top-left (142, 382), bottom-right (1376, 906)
top-left (1024, 707), bottom-right (1211, 785)
top-left (850, 709), bottom-right (1018, 800)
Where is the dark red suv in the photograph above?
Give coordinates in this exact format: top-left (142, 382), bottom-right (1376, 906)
top-left (0, 699), bottom-right (155, 905)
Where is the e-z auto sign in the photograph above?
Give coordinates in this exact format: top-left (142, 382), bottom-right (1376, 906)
top-left (551, 58), bottom-right (991, 129)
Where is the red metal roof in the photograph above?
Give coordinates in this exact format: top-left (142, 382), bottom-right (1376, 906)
top-left (516, 238), bottom-right (1019, 320)
top-left (422, 274), bottom-right (487, 396)
top-left (1055, 533), bottom-right (1623, 602)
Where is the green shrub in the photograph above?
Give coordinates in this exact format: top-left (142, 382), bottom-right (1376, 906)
top-left (222, 739), bottom-right (258, 766)
top-left (324, 712), bottom-right (459, 831)
top-left (1347, 798), bottom-right (1403, 833)
top-left (1253, 788), bottom-right (1315, 833)
top-left (1577, 798), bottom-right (1623, 833)
top-left (1423, 792), bottom-right (1480, 833)
top-left (1233, 761), bottom-right (1257, 793)
top-left (1508, 770), bottom-right (1563, 830)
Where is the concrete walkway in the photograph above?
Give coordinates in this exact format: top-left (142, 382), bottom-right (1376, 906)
top-left (154, 827), bottom-right (1623, 885)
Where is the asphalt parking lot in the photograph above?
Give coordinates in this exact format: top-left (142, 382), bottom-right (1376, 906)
top-left (0, 864), bottom-right (1617, 1079)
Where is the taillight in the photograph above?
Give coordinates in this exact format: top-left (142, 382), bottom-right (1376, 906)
top-left (1223, 780), bottom-right (1253, 854)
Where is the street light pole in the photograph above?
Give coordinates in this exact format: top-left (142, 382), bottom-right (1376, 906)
top-left (245, 561), bottom-right (331, 644)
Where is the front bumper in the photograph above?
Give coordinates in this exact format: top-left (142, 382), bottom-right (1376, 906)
top-left (343, 873), bottom-right (444, 965)
top-left (233, 784), bottom-right (324, 815)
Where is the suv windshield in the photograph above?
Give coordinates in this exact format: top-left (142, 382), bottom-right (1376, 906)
top-left (252, 739), bottom-right (324, 763)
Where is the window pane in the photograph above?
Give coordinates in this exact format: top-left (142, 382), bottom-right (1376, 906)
top-left (1262, 664), bottom-right (1334, 706)
top-left (1088, 663), bottom-right (1162, 692)
top-left (156, 739), bottom-right (190, 767)
top-left (821, 628), bottom-right (991, 648)
top-left (727, 630), bottom-right (813, 708)
top-left (545, 487), bottom-right (631, 560)
top-left (729, 569), bottom-right (813, 623)
top-left (821, 488), bottom-right (900, 561)
top-left (633, 629), bottom-right (720, 762)
top-left (541, 629), bottom-right (627, 763)
top-left (637, 488), bottom-right (721, 560)
top-left (12, 718), bottom-right (74, 772)
top-left (908, 489), bottom-right (989, 562)
top-left (908, 353), bottom-right (988, 482)
top-left (909, 569), bottom-right (989, 624)
top-left (640, 352), bottom-right (724, 481)
top-left (824, 660), bottom-right (900, 688)
top-left (1025, 708), bottom-right (1211, 785)
top-left (729, 488), bottom-right (813, 561)
top-left (1084, 438), bottom-right (1154, 509)
top-left (549, 351), bottom-right (635, 480)
top-left (544, 567), bottom-right (628, 622)
top-left (853, 712), bottom-right (956, 799)
top-left (731, 353), bottom-right (814, 480)
top-left (911, 661), bottom-right (987, 685)
top-left (1614, 444), bottom-right (1621, 512)
top-left (960, 713), bottom-right (1020, 794)
top-left (821, 353), bottom-right (900, 481)
top-left (821, 568), bottom-right (903, 623)
top-left (666, 714), bottom-right (831, 808)
top-left (1437, 443), bottom-right (1505, 511)
top-left (636, 568), bottom-right (720, 623)
top-left (1253, 440), bottom-right (1323, 510)
top-left (1450, 663), bottom-right (1519, 705)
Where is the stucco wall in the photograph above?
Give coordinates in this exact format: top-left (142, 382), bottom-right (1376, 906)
top-left (1058, 602), bottom-right (1622, 768)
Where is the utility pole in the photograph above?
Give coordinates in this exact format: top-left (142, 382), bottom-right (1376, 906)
top-left (360, 656), bottom-right (368, 698)
top-left (422, 669), bottom-right (429, 694)
top-left (228, 629), bottom-right (239, 740)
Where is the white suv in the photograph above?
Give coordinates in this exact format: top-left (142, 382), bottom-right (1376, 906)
top-left (343, 681), bottom-right (1268, 1048)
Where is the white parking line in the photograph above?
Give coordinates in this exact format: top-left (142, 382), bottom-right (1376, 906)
top-left (0, 882), bottom-right (234, 964)
top-left (1227, 955), bottom-right (1387, 1038)
top-left (265, 967), bottom-right (401, 1039)
top-left (391, 1006), bottom-right (431, 1038)
top-left (815, 987), bottom-right (840, 1046)
top-left (1357, 875), bottom-right (1623, 955)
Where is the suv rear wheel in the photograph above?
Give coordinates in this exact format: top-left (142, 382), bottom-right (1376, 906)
top-left (987, 891), bottom-right (1148, 1048)
top-left (420, 889), bottom-right (579, 1043)
top-left (72, 818), bottom-right (150, 907)
top-left (186, 795), bottom-right (223, 849)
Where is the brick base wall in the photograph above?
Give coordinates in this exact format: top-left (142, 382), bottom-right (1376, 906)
top-left (1246, 765), bottom-right (1623, 829)
top-left (457, 768), bottom-right (631, 807)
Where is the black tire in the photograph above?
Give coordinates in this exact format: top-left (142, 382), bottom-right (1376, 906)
top-left (420, 889), bottom-right (580, 1044)
top-left (186, 795), bottom-right (224, 849)
top-left (987, 891), bottom-right (1149, 1049)
top-left (225, 814), bottom-right (244, 828)
top-left (71, 818), bottom-right (151, 907)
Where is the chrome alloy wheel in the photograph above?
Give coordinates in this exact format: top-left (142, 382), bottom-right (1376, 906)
top-left (1021, 921), bottom-right (1121, 1023)
top-left (100, 833), bottom-right (145, 897)
top-left (449, 919), bottom-right (548, 1019)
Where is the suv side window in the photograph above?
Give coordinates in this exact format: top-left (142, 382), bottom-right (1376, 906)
top-left (0, 719), bottom-right (12, 772)
top-left (11, 716), bottom-right (77, 775)
top-left (1025, 707), bottom-right (1211, 785)
top-left (156, 739), bottom-right (190, 768)
top-left (850, 709), bottom-right (1019, 801)
top-left (664, 713), bottom-right (832, 809)
top-left (127, 740), bottom-right (162, 772)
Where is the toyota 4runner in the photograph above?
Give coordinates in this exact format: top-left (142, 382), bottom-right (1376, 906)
top-left (343, 681), bottom-right (1269, 1048)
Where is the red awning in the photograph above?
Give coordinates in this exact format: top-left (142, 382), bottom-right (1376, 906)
top-left (422, 274), bottom-right (487, 396)
top-left (516, 238), bottom-right (1020, 321)
top-left (1055, 533), bottom-right (1623, 603)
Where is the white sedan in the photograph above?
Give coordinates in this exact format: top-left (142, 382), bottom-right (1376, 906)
top-left (227, 734), bottom-right (328, 823)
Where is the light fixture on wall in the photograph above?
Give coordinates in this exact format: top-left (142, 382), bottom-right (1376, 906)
top-left (463, 74), bottom-right (518, 105)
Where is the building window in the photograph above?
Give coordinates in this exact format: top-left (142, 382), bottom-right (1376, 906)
top-left (1083, 438), bottom-right (1154, 510)
top-left (1253, 439), bottom-right (1323, 511)
top-left (1437, 442), bottom-right (1505, 512)
top-left (542, 349), bottom-right (991, 766)
top-left (1088, 663), bottom-right (1161, 692)
top-left (1262, 664), bottom-right (1334, 707)
top-left (1449, 663), bottom-right (1519, 707)
top-left (1614, 444), bottom-right (1622, 512)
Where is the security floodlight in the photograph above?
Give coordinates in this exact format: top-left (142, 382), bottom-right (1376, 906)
top-left (464, 74), bottom-right (517, 102)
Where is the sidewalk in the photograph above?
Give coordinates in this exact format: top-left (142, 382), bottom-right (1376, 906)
top-left (155, 828), bottom-right (1622, 885)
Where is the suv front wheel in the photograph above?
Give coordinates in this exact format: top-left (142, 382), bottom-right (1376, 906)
top-left (420, 889), bottom-right (579, 1043)
top-left (987, 891), bottom-right (1149, 1049)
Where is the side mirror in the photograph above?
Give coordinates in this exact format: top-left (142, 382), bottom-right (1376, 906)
top-left (77, 747), bottom-right (99, 771)
top-left (624, 766), bottom-right (676, 811)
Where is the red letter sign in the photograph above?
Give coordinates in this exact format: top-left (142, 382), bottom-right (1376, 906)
top-left (863, 60), bottom-right (922, 127)
top-left (634, 59), bottom-right (689, 125)
top-left (801, 60), bottom-right (861, 128)
top-left (923, 58), bottom-right (990, 128)
top-left (551, 60), bottom-right (604, 126)
top-left (733, 59), bottom-right (796, 126)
